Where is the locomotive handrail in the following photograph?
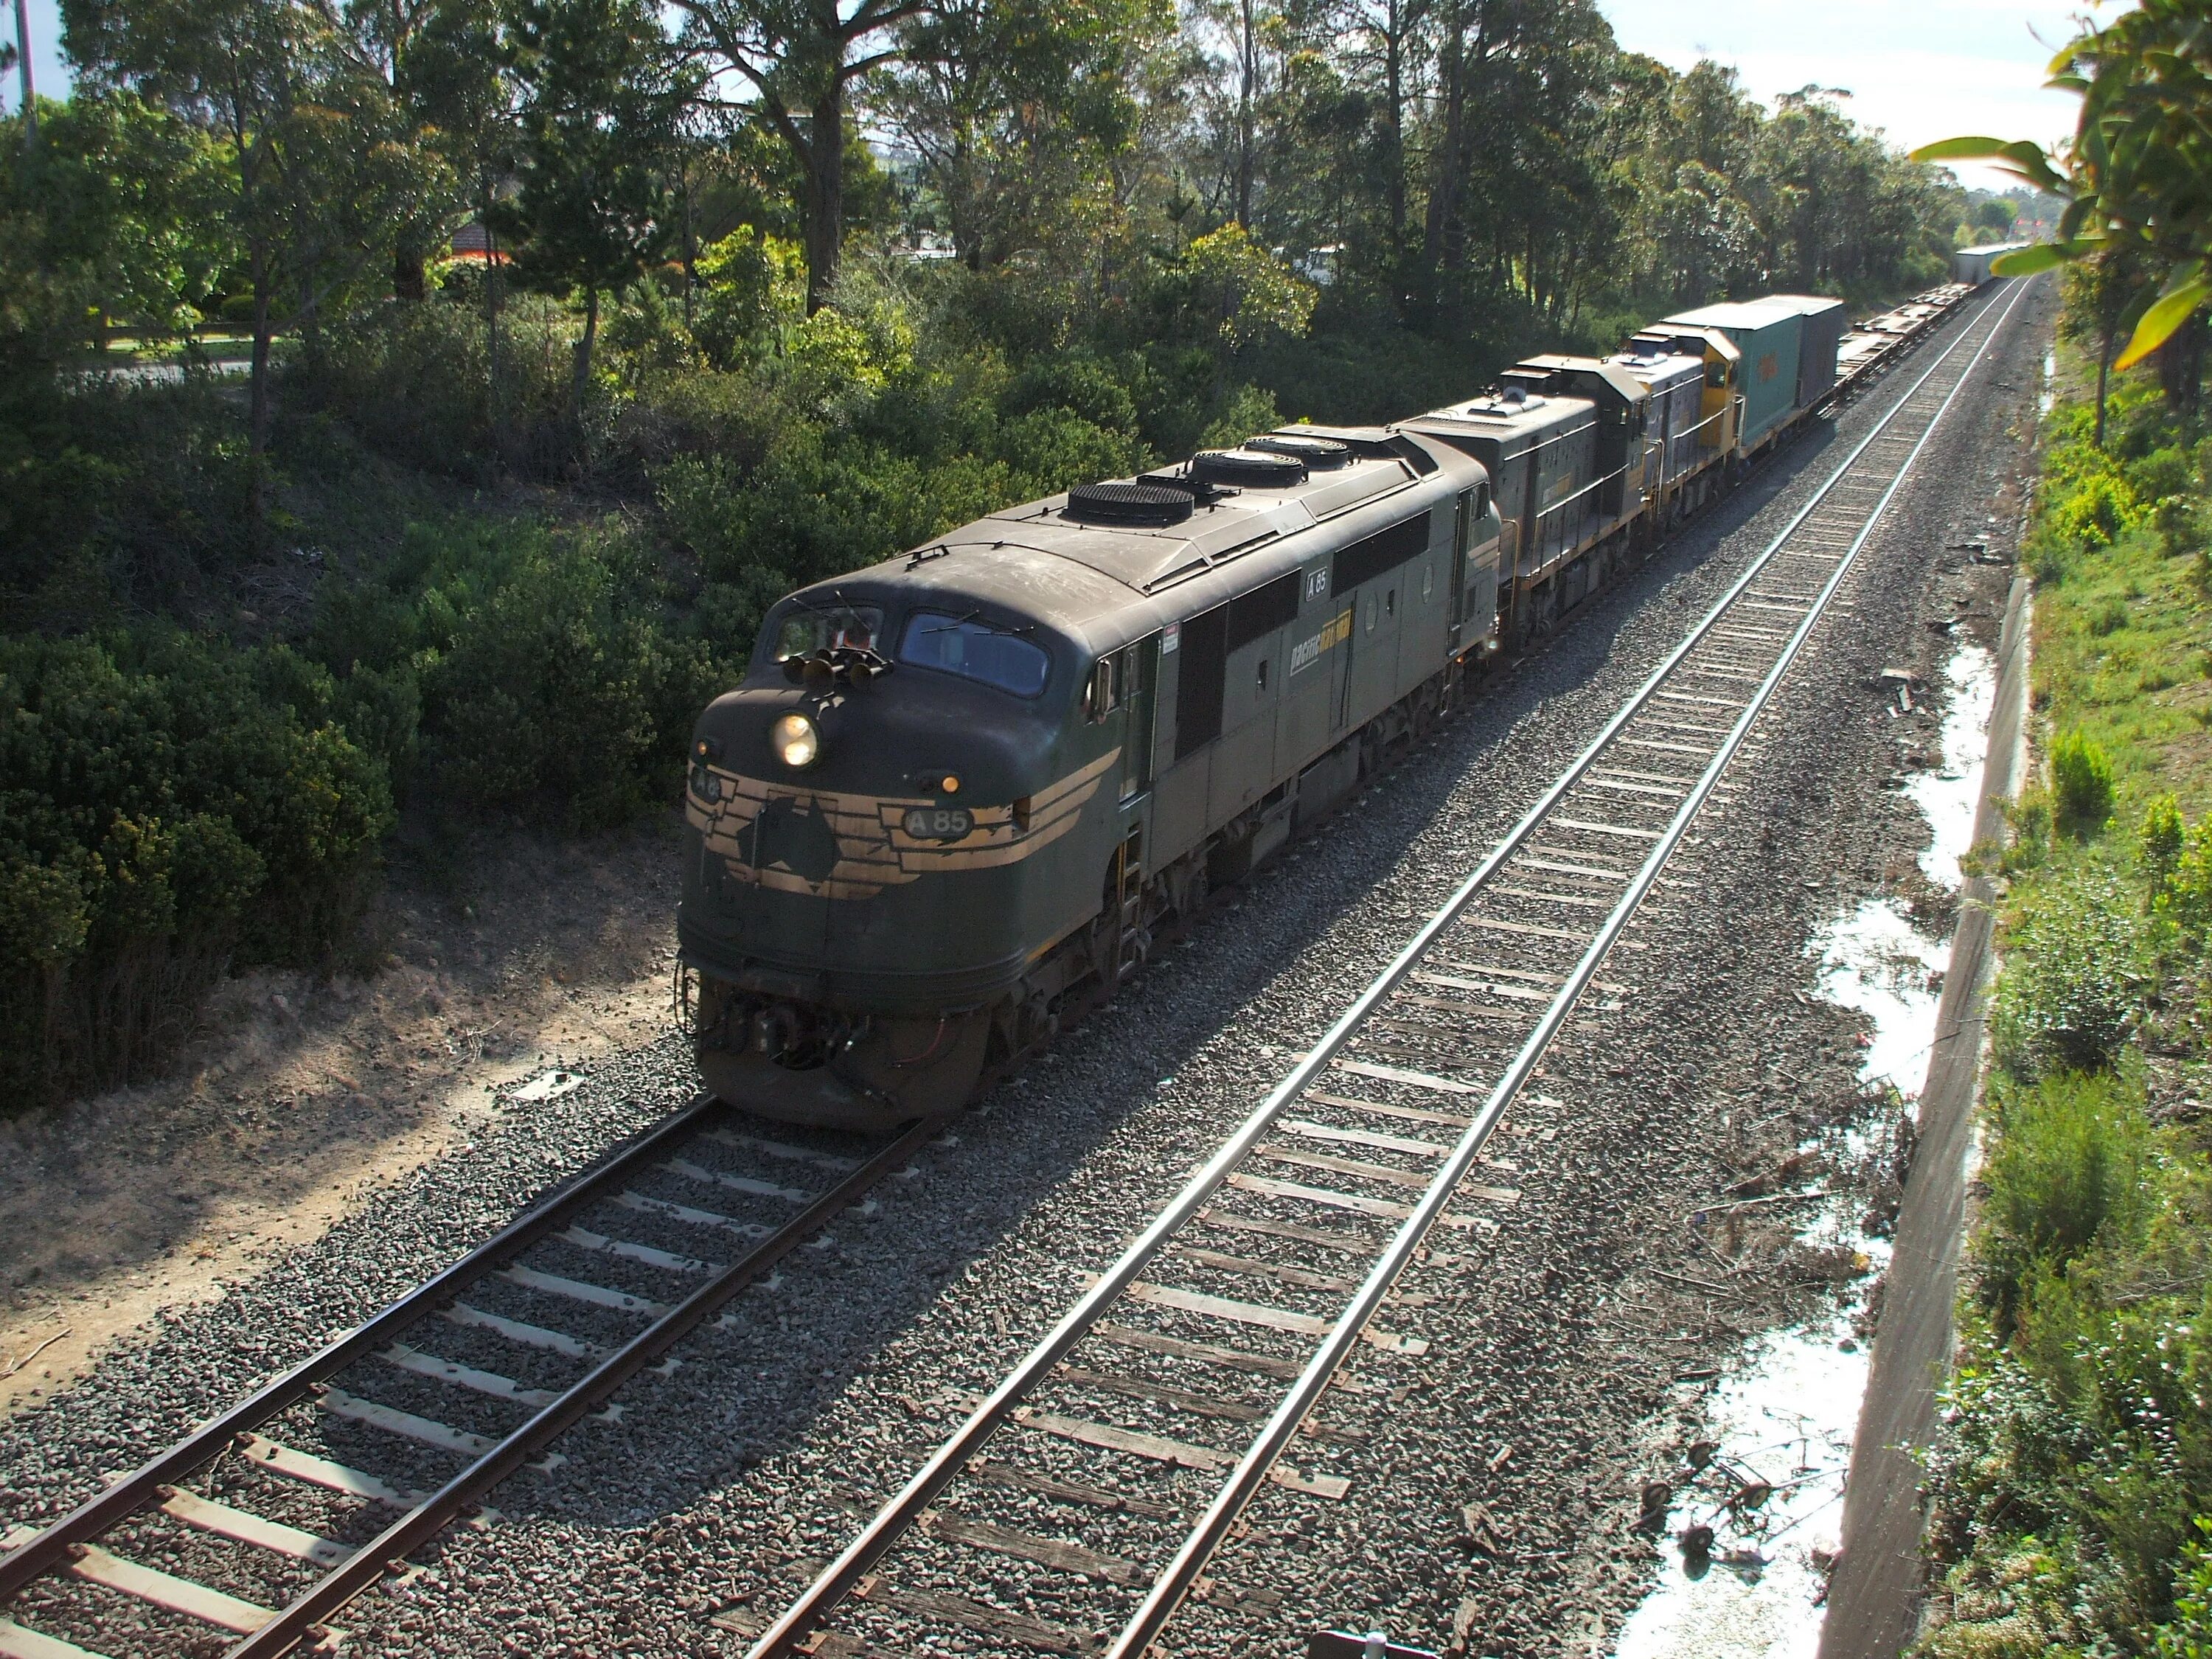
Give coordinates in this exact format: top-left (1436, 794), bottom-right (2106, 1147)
top-left (742, 276), bottom-right (2028, 1659)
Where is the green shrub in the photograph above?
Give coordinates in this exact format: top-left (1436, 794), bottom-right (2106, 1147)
top-left (2048, 473), bottom-right (2141, 551)
top-left (1990, 874), bottom-right (2149, 1078)
top-left (305, 291), bottom-right (577, 480)
top-left (2161, 818), bottom-right (2212, 935)
top-left (1984, 1071), bottom-right (2148, 1275)
top-left (0, 630), bottom-right (394, 1106)
top-left (2143, 795), bottom-right (2186, 895)
top-left (2156, 1523), bottom-right (2212, 1658)
top-left (310, 516), bottom-right (720, 829)
top-left (2051, 729), bottom-right (2116, 836)
top-left (0, 372), bottom-right (251, 626)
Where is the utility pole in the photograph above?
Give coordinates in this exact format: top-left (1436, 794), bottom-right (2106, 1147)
top-left (12, 0), bottom-right (34, 140)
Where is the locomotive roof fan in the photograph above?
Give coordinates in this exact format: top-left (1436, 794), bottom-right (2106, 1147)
top-left (1190, 446), bottom-right (1309, 487)
top-left (1065, 481), bottom-right (1197, 526)
top-left (1245, 432), bottom-right (1352, 470)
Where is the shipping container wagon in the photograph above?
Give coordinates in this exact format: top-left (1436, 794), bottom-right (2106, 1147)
top-left (1761, 295), bottom-right (1849, 410)
top-left (1663, 299), bottom-right (1805, 451)
top-left (1952, 243), bottom-right (2029, 285)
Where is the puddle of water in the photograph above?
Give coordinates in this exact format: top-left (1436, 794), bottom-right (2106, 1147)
top-left (1613, 641), bottom-right (1995, 1658)
top-left (1615, 1316), bottom-right (1865, 1659)
top-left (1904, 645), bottom-right (1997, 891)
top-left (2040, 347), bottom-right (2056, 416)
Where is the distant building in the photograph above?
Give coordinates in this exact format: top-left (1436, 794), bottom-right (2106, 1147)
top-left (447, 220), bottom-right (509, 264)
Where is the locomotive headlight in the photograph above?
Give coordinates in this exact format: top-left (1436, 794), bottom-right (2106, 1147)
top-left (771, 711), bottom-right (820, 770)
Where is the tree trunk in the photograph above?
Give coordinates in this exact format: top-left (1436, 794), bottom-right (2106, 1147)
top-left (801, 84), bottom-right (846, 313)
top-left (1382, 0), bottom-right (1403, 254)
top-left (1234, 0), bottom-right (1255, 227)
top-left (681, 170), bottom-right (697, 334)
top-left (394, 239), bottom-right (428, 302)
top-left (484, 182), bottom-right (504, 467)
top-left (248, 248), bottom-right (274, 543)
top-left (12, 0), bottom-right (33, 145)
top-left (2095, 323), bottom-right (2112, 450)
top-left (1425, 0), bottom-right (1467, 311)
top-left (572, 284), bottom-right (599, 410)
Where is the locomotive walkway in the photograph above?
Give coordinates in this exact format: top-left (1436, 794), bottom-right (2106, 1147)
top-left (734, 277), bottom-right (2036, 1659)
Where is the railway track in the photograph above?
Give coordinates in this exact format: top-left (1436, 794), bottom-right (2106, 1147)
top-left (0, 1099), bottom-right (938, 1658)
top-left (736, 276), bottom-right (2035, 1659)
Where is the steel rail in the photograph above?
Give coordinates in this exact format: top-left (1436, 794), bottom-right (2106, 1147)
top-left (224, 1113), bottom-right (940, 1659)
top-left (0, 1093), bottom-right (722, 1603)
top-left (1105, 273), bottom-right (2034, 1658)
top-left (743, 277), bottom-right (2028, 1659)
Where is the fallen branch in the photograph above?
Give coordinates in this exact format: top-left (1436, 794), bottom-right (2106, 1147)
top-left (1694, 1189), bottom-right (1832, 1218)
top-left (1649, 1267), bottom-right (1741, 1297)
top-left (4, 1329), bottom-right (72, 1378)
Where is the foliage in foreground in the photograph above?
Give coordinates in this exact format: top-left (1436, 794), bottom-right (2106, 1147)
top-left (1918, 372), bottom-right (2212, 1655)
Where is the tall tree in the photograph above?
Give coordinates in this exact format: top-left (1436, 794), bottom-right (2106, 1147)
top-left (670, 0), bottom-right (931, 310)
top-left (64, 0), bottom-right (420, 528)
top-left (498, 0), bottom-right (685, 406)
top-left (868, 0), bottom-right (1148, 272)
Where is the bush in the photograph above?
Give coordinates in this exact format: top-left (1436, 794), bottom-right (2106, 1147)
top-left (0, 630), bottom-right (394, 1107)
top-left (1984, 1071), bottom-right (2148, 1276)
top-left (0, 372), bottom-right (251, 627)
top-left (1990, 874), bottom-right (2149, 1078)
top-left (310, 517), bottom-right (721, 829)
top-left (304, 290), bottom-right (577, 480)
top-left (2051, 728), bottom-right (2116, 836)
top-left (2161, 817), bottom-right (2212, 935)
top-left (2143, 794), bottom-right (2186, 894)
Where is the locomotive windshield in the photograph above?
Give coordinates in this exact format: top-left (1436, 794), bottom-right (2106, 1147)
top-left (771, 602), bottom-right (883, 661)
top-left (897, 611), bottom-right (1051, 698)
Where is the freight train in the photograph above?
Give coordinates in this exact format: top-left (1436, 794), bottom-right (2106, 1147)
top-left (677, 280), bottom-right (1986, 1129)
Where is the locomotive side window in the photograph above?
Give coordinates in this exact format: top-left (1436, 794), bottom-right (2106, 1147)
top-left (771, 603), bottom-right (883, 661)
top-left (898, 611), bottom-right (1051, 698)
top-left (1330, 510), bottom-right (1433, 597)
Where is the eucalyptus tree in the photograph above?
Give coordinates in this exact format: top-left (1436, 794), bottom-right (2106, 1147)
top-left (865, 0), bottom-right (1152, 274)
top-left (498, 0), bottom-right (688, 406)
top-left (669, 0), bottom-right (934, 310)
top-left (63, 0), bottom-right (436, 526)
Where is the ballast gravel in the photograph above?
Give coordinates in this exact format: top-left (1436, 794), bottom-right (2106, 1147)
top-left (0, 279), bottom-right (2055, 1659)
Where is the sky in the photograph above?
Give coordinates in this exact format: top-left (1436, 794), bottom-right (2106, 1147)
top-left (7, 0), bottom-right (2084, 194)
top-left (1599, 0), bottom-right (2087, 191)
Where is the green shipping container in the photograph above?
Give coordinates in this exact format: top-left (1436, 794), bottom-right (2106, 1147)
top-left (1663, 300), bottom-right (1805, 449)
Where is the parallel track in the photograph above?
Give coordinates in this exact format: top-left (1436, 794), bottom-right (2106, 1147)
top-left (740, 277), bottom-right (2034, 1659)
top-left (0, 1099), bottom-right (936, 1659)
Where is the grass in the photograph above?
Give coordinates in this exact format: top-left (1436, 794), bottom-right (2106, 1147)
top-left (1916, 354), bottom-right (2212, 1656)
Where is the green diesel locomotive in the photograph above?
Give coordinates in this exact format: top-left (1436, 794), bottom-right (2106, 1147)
top-left (678, 282), bottom-right (1971, 1129)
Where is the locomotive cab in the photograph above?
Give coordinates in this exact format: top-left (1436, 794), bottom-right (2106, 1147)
top-left (679, 558), bottom-right (1137, 1127)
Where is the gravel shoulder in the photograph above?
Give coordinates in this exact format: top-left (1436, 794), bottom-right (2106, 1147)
top-left (0, 285), bottom-right (2055, 1658)
top-left (0, 818), bottom-right (683, 1413)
